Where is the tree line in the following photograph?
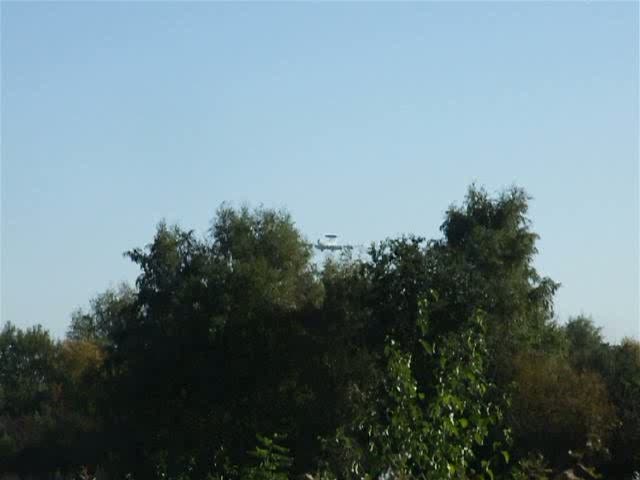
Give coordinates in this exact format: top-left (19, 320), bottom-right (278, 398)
top-left (1, 186), bottom-right (638, 479)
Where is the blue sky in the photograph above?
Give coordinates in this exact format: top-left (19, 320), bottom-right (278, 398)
top-left (1, 2), bottom-right (638, 341)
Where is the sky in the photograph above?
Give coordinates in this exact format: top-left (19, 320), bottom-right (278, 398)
top-left (1, 1), bottom-right (638, 342)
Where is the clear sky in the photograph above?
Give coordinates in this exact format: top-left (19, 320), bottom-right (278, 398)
top-left (1, 2), bottom-right (638, 342)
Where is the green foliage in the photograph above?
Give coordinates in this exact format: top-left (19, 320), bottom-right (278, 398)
top-left (4, 186), bottom-right (636, 480)
top-left (427, 186), bottom-right (560, 383)
top-left (99, 207), bottom-right (326, 477)
top-left (243, 434), bottom-right (293, 480)
top-left (0, 323), bottom-right (102, 475)
top-left (211, 204), bottom-right (323, 312)
top-left (565, 316), bottom-right (610, 374)
top-left (605, 338), bottom-right (640, 476)
top-left (510, 453), bottom-right (552, 480)
top-left (509, 351), bottom-right (617, 466)
top-left (0, 323), bottom-right (59, 416)
top-left (67, 283), bottom-right (135, 345)
top-left (317, 306), bottom-right (509, 480)
top-left (560, 316), bottom-right (640, 477)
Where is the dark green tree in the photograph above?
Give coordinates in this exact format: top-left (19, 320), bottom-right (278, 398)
top-left (67, 283), bottom-right (136, 345)
top-left (317, 307), bottom-right (509, 480)
top-left (564, 315), bottom-right (612, 374)
top-left (426, 186), bottom-right (561, 383)
top-left (242, 434), bottom-right (293, 480)
top-left (0, 323), bottom-right (102, 475)
top-left (604, 338), bottom-right (640, 477)
top-left (9, 186), bottom-right (625, 479)
top-left (509, 350), bottom-right (617, 467)
top-left (102, 207), bottom-right (326, 477)
top-left (0, 323), bottom-right (59, 417)
top-left (562, 316), bottom-right (640, 477)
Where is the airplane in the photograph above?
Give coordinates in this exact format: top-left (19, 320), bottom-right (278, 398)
top-left (314, 234), bottom-right (352, 252)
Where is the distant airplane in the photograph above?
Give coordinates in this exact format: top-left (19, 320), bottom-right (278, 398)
top-left (314, 234), bottom-right (352, 252)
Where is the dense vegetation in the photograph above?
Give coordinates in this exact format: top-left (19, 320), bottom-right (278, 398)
top-left (1, 186), bottom-right (638, 479)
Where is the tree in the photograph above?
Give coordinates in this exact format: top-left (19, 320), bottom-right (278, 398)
top-left (604, 338), bottom-right (640, 477)
top-left (0, 323), bottom-right (59, 417)
top-left (242, 434), bottom-right (293, 480)
top-left (317, 307), bottom-right (509, 480)
top-left (0, 323), bottom-right (102, 475)
top-left (564, 315), bottom-right (611, 375)
top-left (211, 205), bottom-right (323, 312)
top-left (67, 283), bottom-right (136, 345)
top-left (509, 351), bottom-right (617, 467)
top-left (0, 322), bottom-right (61, 473)
top-left (561, 316), bottom-right (640, 477)
top-left (102, 207), bottom-right (325, 477)
top-left (426, 186), bottom-right (560, 362)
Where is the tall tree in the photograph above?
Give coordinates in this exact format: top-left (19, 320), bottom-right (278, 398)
top-left (425, 186), bottom-right (561, 381)
top-left (102, 207), bottom-right (325, 477)
top-left (605, 338), bottom-right (640, 477)
top-left (0, 323), bottom-right (59, 417)
top-left (564, 315), bottom-right (611, 374)
top-left (509, 351), bottom-right (617, 466)
top-left (67, 283), bottom-right (136, 345)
